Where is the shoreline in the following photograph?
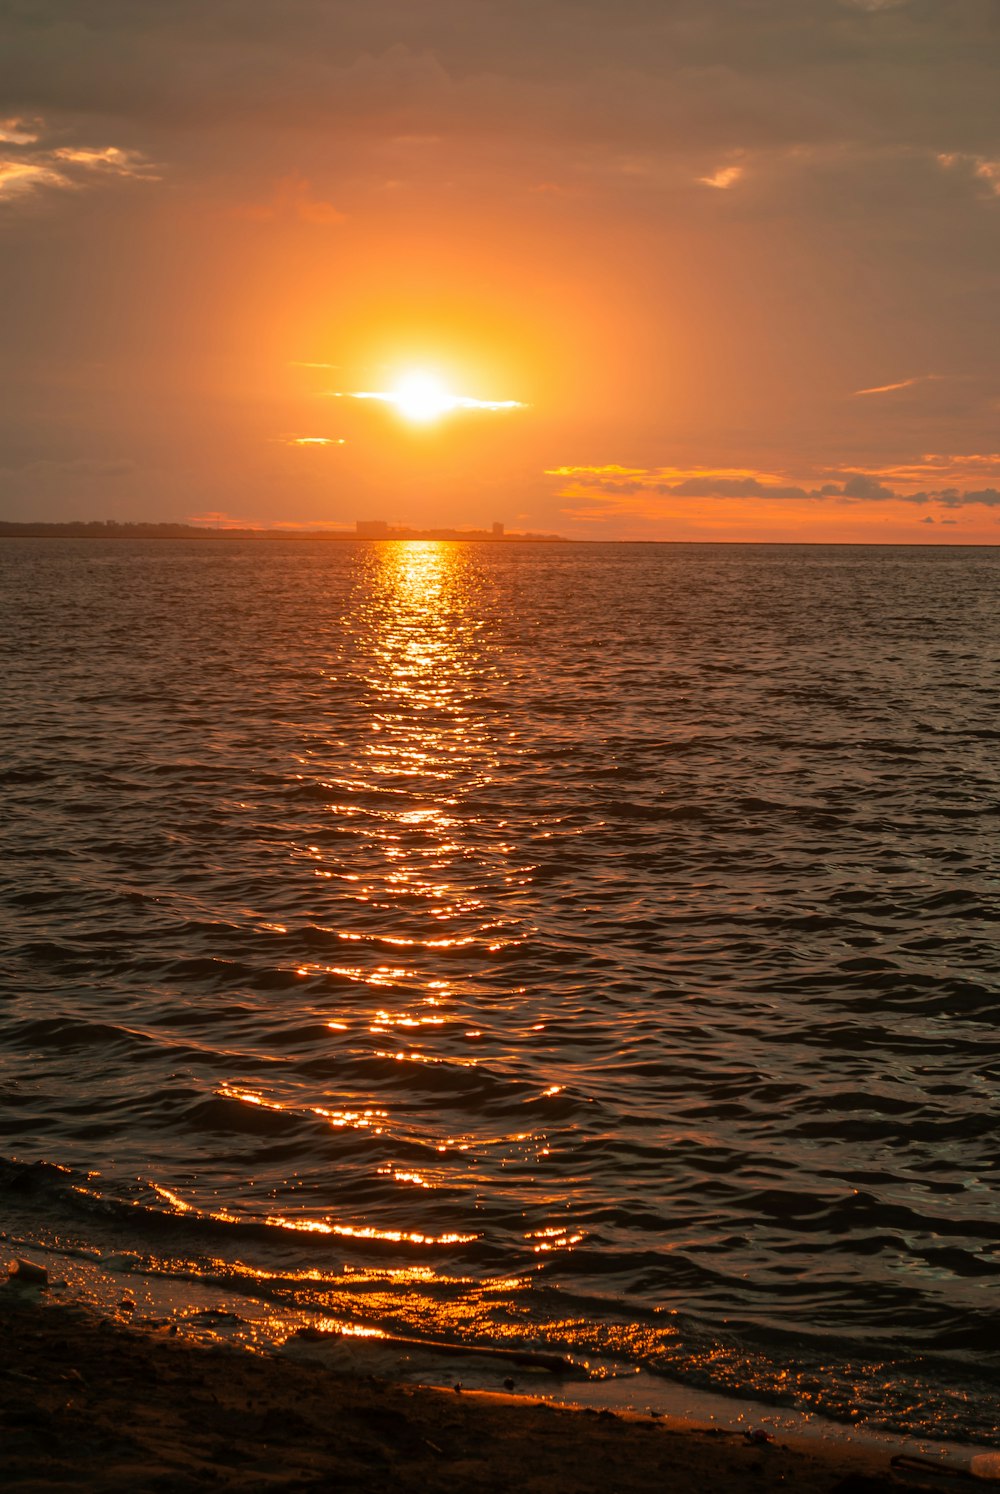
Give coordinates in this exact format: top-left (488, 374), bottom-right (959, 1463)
top-left (2, 531), bottom-right (998, 548)
top-left (1, 1281), bottom-right (961, 1493)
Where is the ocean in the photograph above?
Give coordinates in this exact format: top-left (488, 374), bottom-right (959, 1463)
top-left (1, 537), bottom-right (997, 1443)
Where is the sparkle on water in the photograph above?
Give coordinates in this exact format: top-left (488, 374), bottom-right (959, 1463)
top-left (0, 536), bottom-right (998, 1446)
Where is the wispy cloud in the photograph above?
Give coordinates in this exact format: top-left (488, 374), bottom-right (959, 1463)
top-left (698, 165), bottom-right (744, 190)
top-left (855, 453), bottom-right (1000, 488)
top-left (937, 152), bottom-right (1000, 198)
top-left (0, 118), bottom-right (39, 145)
top-left (0, 160), bottom-right (65, 198)
top-left (0, 122), bottom-right (156, 204)
top-left (852, 374), bottom-right (939, 396)
top-left (548, 462), bottom-right (1000, 512)
top-left (51, 146), bottom-right (152, 177)
top-left (283, 436), bottom-right (346, 446)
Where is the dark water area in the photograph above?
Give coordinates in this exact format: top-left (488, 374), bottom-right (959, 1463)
top-left (1, 537), bottom-right (998, 1441)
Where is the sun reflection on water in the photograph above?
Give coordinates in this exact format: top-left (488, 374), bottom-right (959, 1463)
top-left (203, 543), bottom-right (576, 1270)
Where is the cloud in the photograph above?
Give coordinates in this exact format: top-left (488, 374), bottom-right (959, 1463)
top-left (0, 159), bottom-right (65, 197)
top-left (853, 374), bottom-right (938, 396)
top-left (51, 145), bottom-right (152, 175)
top-left (698, 164), bottom-right (744, 189)
top-left (935, 487), bottom-right (1000, 509)
top-left (974, 161), bottom-right (1000, 195)
top-left (937, 152), bottom-right (1000, 198)
top-left (547, 464), bottom-right (810, 499)
top-left (547, 462), bottom-right (1000, 512)
top-left (0, 119), bottom-right (156, 203)
top-left (865, 453), bottom-right (1000, 488)
top-left (2, 1), bottom-right (997, 166)
top-left (833, 472), bottom-right (897, 501)
top-left (0, 118), bottom-right (39, 145)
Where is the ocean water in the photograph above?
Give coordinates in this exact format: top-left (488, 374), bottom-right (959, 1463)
top-left (1, 537), bottom-right (998, 1442)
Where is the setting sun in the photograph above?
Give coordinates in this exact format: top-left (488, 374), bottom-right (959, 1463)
top-left (335, 369), bottom-right (526, 424)
top-left (393, 371), bottom-right (454, 423)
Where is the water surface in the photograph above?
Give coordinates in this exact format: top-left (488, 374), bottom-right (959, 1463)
top-left (1, 538), bottom-right (998, 1441)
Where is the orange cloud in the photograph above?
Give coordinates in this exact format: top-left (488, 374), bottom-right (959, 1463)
top-left (698, 165), bottom-right (744, 189)
top-left (853, 453), bottom-right (1000, 491)
top-left (853, 374), bottom-right (939, 396)
top-left (937, 152), bottom-right (1000, 197)
top-left (0, 118), bottom-right (39, 145)
top-left (548, 460), bottom-right (1000, 515)
top-left (0, 126), bottom-right (155, 203)
top-left (0, 159), bottom-right (64, 197)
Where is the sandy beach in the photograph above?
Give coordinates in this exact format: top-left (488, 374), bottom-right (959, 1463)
top-left (2, 1282), bottom-right (950, 1494)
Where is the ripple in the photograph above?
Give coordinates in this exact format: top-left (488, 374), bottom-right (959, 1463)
top-left (1, 537), bottom-right (998, 1442)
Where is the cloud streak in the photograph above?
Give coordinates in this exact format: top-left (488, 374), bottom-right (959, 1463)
top-left (853, 375), bottom-right (938, 397)
top-left (0, 118), bottom-right (156, 202)
top-left (548, 463), bottom-right (1000, 511)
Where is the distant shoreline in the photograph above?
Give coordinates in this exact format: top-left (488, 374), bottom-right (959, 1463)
top-left (1, 524), bottom-right (996, 547)
top-left (0, 521), bottom-right (566, 542)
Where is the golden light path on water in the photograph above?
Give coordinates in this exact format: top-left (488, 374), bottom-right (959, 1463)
top-left (165, 542), bottom-right (581, 1290)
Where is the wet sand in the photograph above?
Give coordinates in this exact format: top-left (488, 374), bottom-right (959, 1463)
top-left (1, 1285), bottom-right (945, 1493)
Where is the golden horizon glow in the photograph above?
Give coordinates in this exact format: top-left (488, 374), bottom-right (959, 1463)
top-left (335, 369), bottom-right (526, 423)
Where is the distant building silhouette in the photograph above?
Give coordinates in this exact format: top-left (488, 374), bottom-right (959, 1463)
top-left (0, 518), bottom-right (565, 542)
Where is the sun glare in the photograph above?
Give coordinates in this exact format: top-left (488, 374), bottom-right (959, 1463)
top-left (394, 371), bottom-right (453, 423)
top-left (335, 369), bottom-right (525, 422)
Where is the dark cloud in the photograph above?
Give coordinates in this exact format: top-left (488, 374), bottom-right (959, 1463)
top-left (1, 0), bottom-right (997, 157)
top-left (667, 476), bottom-right (809, 499)
top-left (935, 486), bottom-right (1000, 508)
top-left (554, 466), bottom-right (1000, 510)
top-left (835, 473), bottom-right (897, 501)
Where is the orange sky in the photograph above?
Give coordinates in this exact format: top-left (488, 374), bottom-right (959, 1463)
top-left (1, 1), bottom-right (998, 542)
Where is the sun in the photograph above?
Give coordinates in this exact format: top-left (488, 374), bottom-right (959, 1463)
top-left (333, 370), bottom-right (525, 421)
top-left (393, 370), bottom-right (453, 423)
